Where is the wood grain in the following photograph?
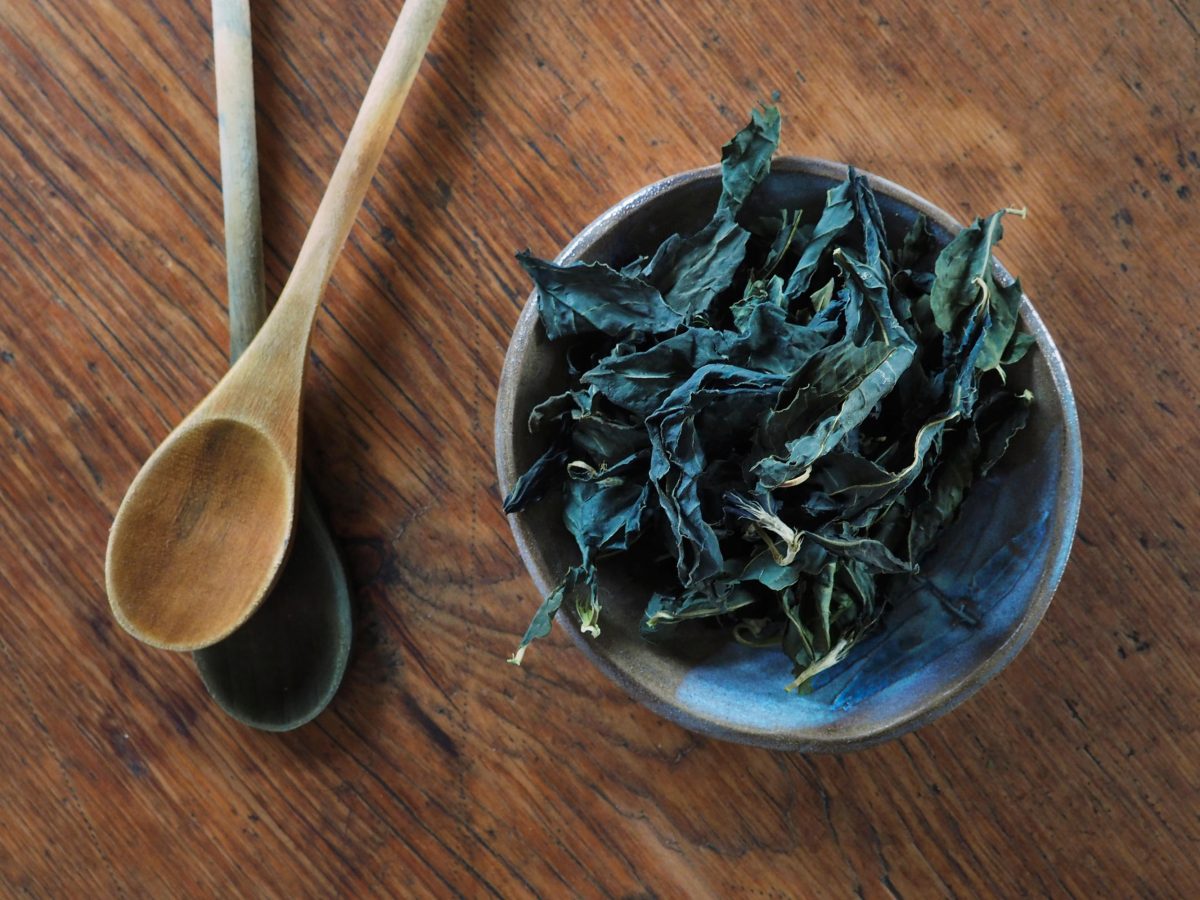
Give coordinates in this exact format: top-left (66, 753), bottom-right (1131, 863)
top-left (1, 0), bottom-right (1197, 895)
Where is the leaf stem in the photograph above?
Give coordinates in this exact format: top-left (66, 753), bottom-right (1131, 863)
top-left (786, 637), bottom-right (852, 692)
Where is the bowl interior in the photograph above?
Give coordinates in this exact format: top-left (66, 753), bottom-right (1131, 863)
top-left (497, 158), bottom-right (1081, 750)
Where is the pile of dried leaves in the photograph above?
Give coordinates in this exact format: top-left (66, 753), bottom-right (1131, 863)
top-left (503, 107), bottom-right (1034, 690)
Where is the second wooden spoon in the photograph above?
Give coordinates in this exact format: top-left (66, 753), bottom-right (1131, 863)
top-left (192, 0), bottom-right (352, 731)
top-left (107, 0), bottom-right (447, 650)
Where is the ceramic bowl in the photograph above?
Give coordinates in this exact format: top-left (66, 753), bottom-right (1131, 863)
top-left (494, 157), bottom-right (1082, 751)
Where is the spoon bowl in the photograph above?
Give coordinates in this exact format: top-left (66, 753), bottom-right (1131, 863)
top-left (107, 417), bottom-right (294, 649)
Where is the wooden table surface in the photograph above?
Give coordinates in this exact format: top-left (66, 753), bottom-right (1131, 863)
top-left (2, 0), bottom-right (1198, 895)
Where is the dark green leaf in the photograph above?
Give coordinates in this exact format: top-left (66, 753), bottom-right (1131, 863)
top-left (979, 275), bottom-right (1024, 373)
top-left (896, 212), bottom-right (934, 270)
top-left (572, 411), bottom-right (649, 464)
top-left (761, 209), bottom-right (805, 277)
top-left (583, 328), bottom-right (741, 417)
top-left (563, 456), bottom-right (653, 560)
top-left (834, 246), bottom-right (912, 345)
top-left (977, 388), bottom-right (1033, 477)
top-left (850, 168), bottom-right (893, 275)
top-left (753, 337), bottom-right (915, 490)
top-left (648, 362), bottom-right (787, 588)
top-left (508, 565), bottom-right (589, 665)
top-left (810, 276), bottom-right (836, 314)
top-left (641, 208), bottom-right (751, 319)
top-left (782, 586), bottom-right (815, 665)
top-left (740, 551), bottom-right (804, 591)
top-left (1001, 329), bottom-right (1037, 366)
top-left (719, 105), bottom-right (781, 213)
top-left (928, 209), bottom-right (1025, 371)
top-left (805, 529), bottom-right (915, 574)
top-left (907, 424), bottom-right (981, 562)
top-left (730, 274), bottom-right (784, 332)
top-left (736, 293), bottom-right (840, 372)
top-left (930, 212), bottom-right (1007, 333)
top-left (502, 424), bottom-right (569, 514)
top-left (641, 581), bottom-right (757, 633)
top-left (814, 562), bottom-right (836, 651)
top-left (782, 179), bottom-right (854, 301)
top-left (518, 251), bottom-right (682, 340)
top-left (528, 389), bottom-right (587, 432)
top-left (648, 365), bottom-right (785, 586)
top-left (584, 311), bottom-right (833, 419)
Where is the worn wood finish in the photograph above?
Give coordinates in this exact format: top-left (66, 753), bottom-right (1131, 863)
top-left (0, 0), bottom-right (1196, 894)
top-left (105, 0), bottom-right (447, 650)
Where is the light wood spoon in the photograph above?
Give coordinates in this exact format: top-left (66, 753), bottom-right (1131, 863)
top-left (107, 0), bottom-right (447, 650)
top-left (192, 0), bottom-right (352, 730)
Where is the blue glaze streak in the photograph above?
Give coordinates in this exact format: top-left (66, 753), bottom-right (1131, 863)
top-left (675, 443), bottom-right (1059, 732)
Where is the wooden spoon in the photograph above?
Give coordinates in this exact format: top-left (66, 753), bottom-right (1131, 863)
top-left (106, 0), bottom-right (447, 650)
top-left (192, 0), bottom-right (351, 731)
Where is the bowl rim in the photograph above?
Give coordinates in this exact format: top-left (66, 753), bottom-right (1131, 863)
top-left (494, 156), bottom-right (1083, 752)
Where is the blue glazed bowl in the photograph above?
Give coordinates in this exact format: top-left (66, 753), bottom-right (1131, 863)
top-left (495, 157), bottom-right (1082, 751)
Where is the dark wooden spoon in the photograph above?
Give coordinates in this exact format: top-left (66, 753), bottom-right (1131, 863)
top-left (191, 0), bottom-right (352, 731)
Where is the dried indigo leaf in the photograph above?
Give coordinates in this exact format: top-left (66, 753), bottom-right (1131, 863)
top-left (928, 208), bottom-right (1028, 372)
top-left (718, 105), bottom-right (781, 214)
top-left (564, 454), bottom-right (653, 561)
top-left (502, 422), bottom-right (569, 514)
top-left (507, 565), bottom-right (589, 665)
top-left (640, 209), bottom-right (751, 320)
top-left (642, 582), bottom-right (757, 634)
top-left (752, 338), bottom-right (916, 490)
top-left (782, 179), bottom-right (854, 302)
top-left (648, 365), bottom-right (786, 586)
top-left (505, 107), bottom-right (1035, 688)
top-left (517, 252), bottom-right (682, 340)
top-left (896, 212), bottom-right (934, 270)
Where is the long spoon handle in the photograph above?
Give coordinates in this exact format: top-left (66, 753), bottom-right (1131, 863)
top-left (209, 0), bottom-right (447, 435)
top-left (213, 0), bottom-right (266, 361)
top-left (274, 0), bottom-right (446, 332)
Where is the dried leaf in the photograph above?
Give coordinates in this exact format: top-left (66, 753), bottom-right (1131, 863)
top-left (505, 108), bottom-right (1034, 684)
top-left (518, 252), bottom-right (682, 340)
